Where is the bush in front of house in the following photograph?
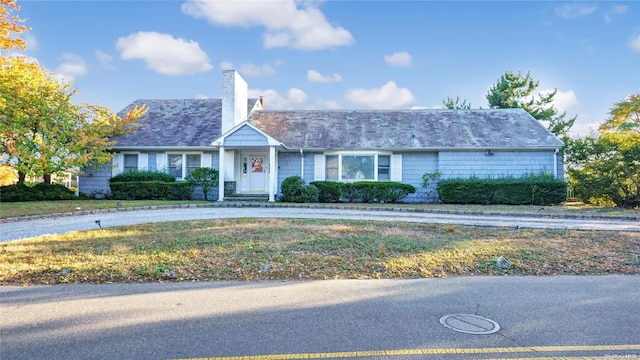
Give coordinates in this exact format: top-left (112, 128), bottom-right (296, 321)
top-left (310, 181), bottom-right (416, 203)
top-left (109, 170), bottom-right (176, 184)
top-left (109, 181), bottom-right (192, 200)
top-left (309, 181), bottom-right (343, 203)
top-left (279, 176), bottom-right (319, 203)
top-left (0, 183), bottom-right (77, 202)
top-left (437, 173), bottom-right (567, 205)
top-left (185, 168), bottom-right (218, 201)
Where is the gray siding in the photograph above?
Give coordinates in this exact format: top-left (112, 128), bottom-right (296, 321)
top-left (438, 151), bottom-right (557, 179)
top-left (225, 125), bottom-right (267, 147)
top-left (275, 152), bottom-right (319, 199)
top-left (398, 152), bottom-right (438, 202)
top-left (79, 164), bottom-right (111, 197)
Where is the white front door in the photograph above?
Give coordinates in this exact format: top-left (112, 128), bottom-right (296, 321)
top-left (248, 156), bottom-right (266, 192)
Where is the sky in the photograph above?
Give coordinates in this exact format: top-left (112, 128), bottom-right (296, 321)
top-left (14, 0), bottom-right (640, 138)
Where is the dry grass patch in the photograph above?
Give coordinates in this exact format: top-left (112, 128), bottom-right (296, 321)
top-left (0, 219), bottom-right (638, 285)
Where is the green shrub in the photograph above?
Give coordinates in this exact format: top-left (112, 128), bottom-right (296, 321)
top-left (0, 183), bottom-right (77, 202)
top-left (279, 176), bottom-right (319, 203)
top-left (110, 181), bottom-right (192, 200)
top-left (310, 181), bottom-right (416, 203)
top-left (310, 181), bottom-right (343, 203)
top-left (343, 181), bottom-right (416, 203)
top-left (185, 168), bottom-right (218, 201)
top-left (438, 174), bottom-right (567, 205)
top-left (109, 170), bottom-right (175, 184)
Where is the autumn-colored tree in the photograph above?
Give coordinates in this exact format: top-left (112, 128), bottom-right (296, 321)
top-left (566, 95), bottom-right (640, 208)
top-left (1, 0), bottom-right (28, 52)
top-left (0, 2), bottom-right (147, 184)
top-left (599, 94), bottom-right (640, 134)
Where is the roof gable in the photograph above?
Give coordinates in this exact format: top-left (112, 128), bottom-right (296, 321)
top-left (249, 108), bottom-right (564, 149)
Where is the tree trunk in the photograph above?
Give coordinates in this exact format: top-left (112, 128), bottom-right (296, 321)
top-left (43, 174), bottom-right (52, 185)
top-left (18, 171), bottom-right (26, 184)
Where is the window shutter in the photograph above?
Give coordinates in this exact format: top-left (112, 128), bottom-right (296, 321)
top-left (156, 153), bottom-right (166, 173)
top-left (138, 153), bottom-right (148, 170)
top-left (314, 155), bottom-right (325, 181)
top-left (391, 155), bottom-right (402, 181)
top-left (201, 153), bottom-right (212, 168)
top-left (112, 153), bottom-right (123, 177)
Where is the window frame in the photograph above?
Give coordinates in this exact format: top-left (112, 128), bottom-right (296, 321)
top-left (122, 153), bottom-right (139, 173)
top-left (323, 151), bottom-right (393, 182)
top-left (166, 152), bottom-right (203, 180)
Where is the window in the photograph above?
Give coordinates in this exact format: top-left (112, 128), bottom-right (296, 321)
top-left (323, 153), bottom-right (396, 182)
top-left (168, 153), bottom-right (202, 179)
top-left (123, 154), bottom-right (138, 172)
top-left (186, 154), bottom-right (201, 177)
top-left (378, 155), bottom-right (390, 180)
top-left (326, 155), bottom-right (338, 181)
top-left (168, 154), bottom-right (183, 178)
top-left (342, 155), bottom-right (374, 180)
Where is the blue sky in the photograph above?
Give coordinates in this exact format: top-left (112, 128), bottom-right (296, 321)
top-left (15, 0), bottom-right (640, 137)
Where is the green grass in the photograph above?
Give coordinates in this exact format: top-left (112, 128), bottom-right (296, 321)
top-left (1, 218), bottom-right (638, 285)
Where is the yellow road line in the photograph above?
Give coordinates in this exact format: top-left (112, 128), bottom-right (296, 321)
top-left (176, 344), bottom-right (640, 360)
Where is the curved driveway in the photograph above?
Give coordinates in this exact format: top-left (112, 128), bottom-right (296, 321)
top-left (2, 206), bottom-right (639, 242)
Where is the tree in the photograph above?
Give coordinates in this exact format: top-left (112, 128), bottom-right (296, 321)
top-left (486, 71), bottom-right (575, 141)
top-left (600, 94), bottom-right (640, 133)
top-left (1, 41), bottom-right (147, 184)
top-left (442, 96), bottom-right (471, 109)
top-left (1, 0), bottom-right (28, 52)
top-left (566, 95), bottom-right (640, 208)
top-left (185, 167), bottom-right (218, 201)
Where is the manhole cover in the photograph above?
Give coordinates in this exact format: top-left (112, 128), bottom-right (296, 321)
top-left (439, 314), bottom-right (500, 335)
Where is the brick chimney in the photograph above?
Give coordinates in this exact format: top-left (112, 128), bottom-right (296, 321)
top-left (221, 70), bottom-right (248, 134)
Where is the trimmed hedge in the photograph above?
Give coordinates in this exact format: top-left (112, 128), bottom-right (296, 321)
top-left (310, 181), bottom-right (416, 203)
top-left (0, 183), bottom-right (77, 202)
top-left (437, 174), bottom-right (567, 205)
top-left (109, 170), bottom-right (175, 184)
top-left (279, 176), bottom-right (319, 203)
top-left (109, 181), bottom-right (192, 200)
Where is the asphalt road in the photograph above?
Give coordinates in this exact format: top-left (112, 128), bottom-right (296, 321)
top-left (2, 206), bottom-right (640, 243)
top-left (1, 276), bottom-right (639, 360)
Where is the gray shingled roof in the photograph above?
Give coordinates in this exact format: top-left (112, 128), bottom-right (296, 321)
top-left (250, 108), bottom-right (564, 149)
top-left (112, 98), bottom-right (259, 148)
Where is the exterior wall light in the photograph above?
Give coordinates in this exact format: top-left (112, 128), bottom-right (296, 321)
top-left (485, 150), bottom-right (494, 156)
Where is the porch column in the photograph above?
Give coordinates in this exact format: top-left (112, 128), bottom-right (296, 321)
top-left (218, 145), bottom-right (225, 202)
top-left (269, 145), bottom-right (276, 202)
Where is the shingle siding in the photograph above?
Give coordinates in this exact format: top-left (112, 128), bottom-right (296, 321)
top-left (438, 151), bottom-right (557, 179)
top-left (398, 152), bottom-right (438, 202)
top-left (78, 165), bottom-right (111, 197)
top-left (224, 125), bottom-right (268, 147)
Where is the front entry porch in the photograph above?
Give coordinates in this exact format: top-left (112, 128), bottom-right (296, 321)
top-left (217, 146), bottom-right (278, 202)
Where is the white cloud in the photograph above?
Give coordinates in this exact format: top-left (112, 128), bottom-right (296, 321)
top-left (555, 3), bottom-right (598, 19)
top-left (181, 0), bottom-right (354, 50)
top-left (56, 53), bottom-right (87, 81)
top-left (344, 81), bottom-right (416, 109)
top-left (95, 50), bottom-right (114, 67)
top-left (249, 88), bottom-right (289, 110)
top-left (195, 94), bottom-right (209, 99)
top-left (219, 61), bottom-right (279, 76)
top-left (629, 34), bottom-right (640, 53)
top-left (288, 88), bottom-right (308, 104)
top-left (384, 52), bottom-right (412, 67)
top-left (318, 100), bottom-right (342, 109)
top-left (539, 89), bottom-right (580, 114)
top-left (307, 69), bottom-right (342, 83)
top-left (219, 61), bottom-right (234, 70)
top-left (115, 31), bottom-right (212, 76)
top-left (21, 33), bottom-right (38, 51)
top-left (604, 5), bottom-right (627, 23)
